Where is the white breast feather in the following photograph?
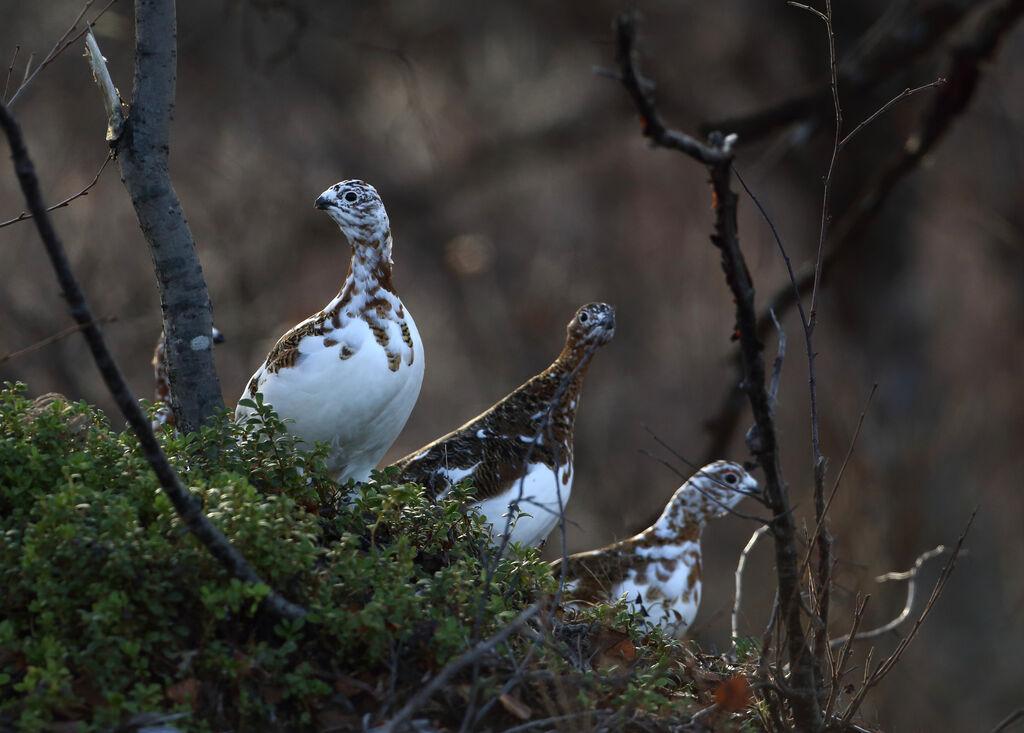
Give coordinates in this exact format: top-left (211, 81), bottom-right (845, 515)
top-left (238, 312), bottom-right (424, 483)
top-left (473, 461), bottom-right (572, 548)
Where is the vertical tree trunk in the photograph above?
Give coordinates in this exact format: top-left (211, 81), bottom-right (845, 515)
top-left (115, 0), bottom-right (223, 431)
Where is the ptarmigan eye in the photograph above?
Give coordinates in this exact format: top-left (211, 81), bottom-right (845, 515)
top-left (579, 312), bottom-right (589, 323)
top-left (724, 472), bottom-right (738, 485)
top-left (344, 191), bottom-right (358, 203)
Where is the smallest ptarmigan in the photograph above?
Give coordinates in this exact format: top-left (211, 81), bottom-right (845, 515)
top-left (392, 302), bottom-right (615, 549)
top-left (152, 326), bottom-right (224, 430)
top-left (551, 461), bottom-right (759, 637)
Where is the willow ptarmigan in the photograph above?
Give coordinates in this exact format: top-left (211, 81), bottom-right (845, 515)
top-left (392, 302), bottom-right (615, 548)
top-left (551, 461), bottom-right (759, 637)
top-left (235, 180), bottom-right (424, 484)
top-left (152, 326), bottom-right (224, 430)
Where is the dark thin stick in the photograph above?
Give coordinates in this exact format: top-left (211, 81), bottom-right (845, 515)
top-left (840, 510), bottom-right (976, 726)
top-left (824, 593), bottom-right (869, 719)
top-left (991, 708), bottom-right (1024, 733)
top-left (0, 152), bottom-right (113, 229)
top-left (0, 97), bottom-right (307, 624)
top-left (502, 710), bottom-right (615, 733)
top-left (0, 316), bottom-right (118, 364)
top-left (701, 0), bottom-right (1024, 469)
top-left (839, 79), bottom-right (946, 150)
top-left (798, 385), bottom-right (878, 582)
top-left (3, 45), bottom-right (19, 100)
top-left (828, 545), bottom-right (948, 649)
top-left (7, 0), bottom-right (118, 107)
top-left (612, 13), bottom-right (822, 730)
top-left (376, 601), bottom-right (542, 733)
top-left (787, 2), bottom-right (841, 682)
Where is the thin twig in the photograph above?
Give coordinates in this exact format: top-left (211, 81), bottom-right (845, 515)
top-left (732, 524), bottom-right (771, 650)
top-left (990, 708), bottom-right (1024, 733)
top-left (840, 510), bottom-right (976, 725)
top-left (3, 45), bottom-right (20, 100)
top-left (0, 152), bottom-right (113, 229)
top-left (839, 79), bottom-right (946, 150)
top-left (824, 594), bottom-right (869, 718)
top-left (700, 0), bottom-right (1024, 466)
top-left (798, 385), bottom-right (878, 582)
top-left (7, 0), bottom-right (118, 107)
top-left (828, 545), bottom-right (948, 649)
top-left (0, 97), bottom-right (307, 624)
top-left (375, 601), bottom-right (542, 733)
top-left (503, 710), bottom-right (615, 733)
top-left (0, 316), bottom-right (118, 364)
top-left (612, 13), bottom-right (822, 730)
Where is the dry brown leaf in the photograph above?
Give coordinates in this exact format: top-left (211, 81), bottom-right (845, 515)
top-left (713, 674), bottom-right (752, 713)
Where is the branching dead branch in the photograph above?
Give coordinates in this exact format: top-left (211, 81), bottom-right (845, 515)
top-left (0, 97), bottom-right (307, 625)
top-left (610, 12), bottom-right (823, 730)
top-left (5, 0), bottom-right (117, 106)
top-left (375, 601), bottom-right (542, 733)
top-left (828, 545), bottom-right (948, 650)
top-left (700, 0), bottom-right (975, 143)
top-left (839, 510), bottom-right (976, 726)
top-left (700, 0), bottom-right (1024, 471)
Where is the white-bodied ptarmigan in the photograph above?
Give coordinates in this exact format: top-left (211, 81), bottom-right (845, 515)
top-left (392, 302), bottom-right (615, 548)
top-left (550, 461), bottom-right (759, 637)
top-left (235, 180), bottom-right (424, 483)
top-left (152, 326), bottom-right (224, 430)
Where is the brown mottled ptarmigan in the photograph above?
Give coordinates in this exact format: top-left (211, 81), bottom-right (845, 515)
top-left (152, 326), bottom-right (224, 430)
top-left (551, 461), bottom-right (760, 637)
top-left (391, 302), bottom-right (615, 548)
top-left (235, 180), bottom-right (424, 484)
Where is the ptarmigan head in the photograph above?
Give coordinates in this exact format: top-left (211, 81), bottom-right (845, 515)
top-left (567, 302), bottom-right (616, 349)
top-left (653, 461), bottom-right (760, 538)
top-left (315, 180), bottom-right (392, 257)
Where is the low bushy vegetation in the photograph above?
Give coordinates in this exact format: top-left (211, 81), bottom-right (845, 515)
top-left (0, 383), bottom-right (757, 731)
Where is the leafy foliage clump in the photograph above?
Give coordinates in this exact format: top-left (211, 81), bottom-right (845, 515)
top-left (0, 384), bottom-right (551, 730)
top-left (0, 384), bottom-right (758, 731)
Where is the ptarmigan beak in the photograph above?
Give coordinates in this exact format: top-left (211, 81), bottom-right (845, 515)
top-left (314, 193), bottom-right (332, 210)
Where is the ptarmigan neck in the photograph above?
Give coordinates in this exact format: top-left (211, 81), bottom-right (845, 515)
top-left (649, 492), bottom-right (708, 541)
top-left (539, 344), bottom-right (595, 422)
top-left (330, 235), bottom-right (398, 309)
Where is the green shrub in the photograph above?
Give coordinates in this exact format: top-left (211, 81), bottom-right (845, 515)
top-left (0, 384), bottom-right (553, 730)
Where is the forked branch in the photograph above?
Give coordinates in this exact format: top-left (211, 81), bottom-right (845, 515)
top-left (610, 12), bottom-right (822, 731)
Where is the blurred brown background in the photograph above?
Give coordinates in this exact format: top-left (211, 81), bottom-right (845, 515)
top-left (2, 1), bottom-right (1022, 730)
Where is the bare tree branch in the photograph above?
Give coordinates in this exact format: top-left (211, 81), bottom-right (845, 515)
top-left (0, 97), bottom-right (307, 624)
top-left (700, 0), bottom-right (1024, 473)
top-left (85, 1), bottom-right (224, 433)
top-left (611, 12), bottom-right (823, 730)
top-left (990, 708), bottom-right (1024, 733)
top-left (828, 545), bottom-right (948, 649)
top-left (374, 601), bottom-right (542, 733)
top-left (840, 510), bottom-right (976, 725)
top-left (0, 316), bottom-right (118, 364)
top-left (0, 151), bottom-right (113, 229)
top-left (5, 0), bottom-right (117, 106)
top-left (732, 524), bottom-right (771, 650)
top-left (701, 0), bottom-right (975, 143)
